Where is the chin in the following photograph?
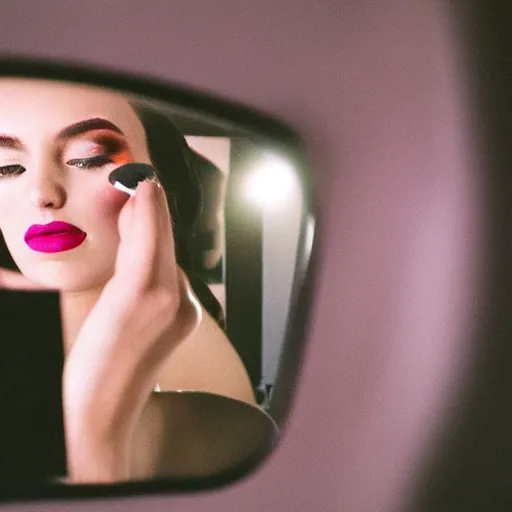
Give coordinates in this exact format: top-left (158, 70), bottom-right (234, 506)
top-left (18, 260), bottom-right (113, 294)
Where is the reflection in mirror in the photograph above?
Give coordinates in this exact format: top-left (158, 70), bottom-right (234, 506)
top-left (0, 77), bottom-right (309, 491)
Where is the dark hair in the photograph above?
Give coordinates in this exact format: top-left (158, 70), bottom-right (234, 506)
top-left (129, 101), bottom-right (225, 329)
top-left (129, 100), bottom-right (202, 273)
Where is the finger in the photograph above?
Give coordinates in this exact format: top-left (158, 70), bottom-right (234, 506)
top-left (154, 178), bottom-right (174, 246)
top-left (118, 181), bottom-right (161, 287)
top-left (0, 268), bottom-right (54, 291)
top-left (117, 193), bottom-right (136, 241)
top-left (153, 180), bottom-right (178, 283)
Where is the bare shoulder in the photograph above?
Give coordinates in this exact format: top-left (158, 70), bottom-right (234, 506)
top-left (156, 305), bottom-right (256, 405)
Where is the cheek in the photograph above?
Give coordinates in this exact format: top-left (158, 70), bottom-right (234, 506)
top-left (91, 149), bottom-right (143, 221)
top-left (93, 183), bottom-right (129, 221)
top-left (0, 188), bottom-right (21, 237)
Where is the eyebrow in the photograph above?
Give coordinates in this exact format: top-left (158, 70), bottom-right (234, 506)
top-left (57, 117), bottom-right (125, 139)
top-left (0, 136), bottom-right (22, 150)
top-left (0, 117), bottom-right (125, 151)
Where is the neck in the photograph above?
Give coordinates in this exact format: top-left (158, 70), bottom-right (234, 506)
top-left (60, 286), bottom-right (104, 356)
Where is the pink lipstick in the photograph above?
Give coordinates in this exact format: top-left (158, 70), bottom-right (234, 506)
top-left (24, 221), bottom-right (86, 253)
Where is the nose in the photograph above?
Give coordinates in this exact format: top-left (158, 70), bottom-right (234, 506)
top-left (28, 161), bottom-right (67, 210)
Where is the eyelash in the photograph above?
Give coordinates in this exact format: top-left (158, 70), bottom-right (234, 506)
top-left (0, 154), bottom-right (114, 179)
top-left (0, 165), bottom-right (25, 178)
top-left (66, 155), bottom-right (114, 169)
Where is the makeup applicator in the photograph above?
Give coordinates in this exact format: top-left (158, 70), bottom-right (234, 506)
top-left (109, 163), bottom-right (157, 196)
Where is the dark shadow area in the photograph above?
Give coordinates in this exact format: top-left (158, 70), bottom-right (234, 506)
top-left (0, 290), bottom-right (65, 489)
top-left (410, 1), bottom-right (512, 509)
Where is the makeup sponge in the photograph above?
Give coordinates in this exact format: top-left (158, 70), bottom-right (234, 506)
top-left (108, 163), bottom-right (157, 191)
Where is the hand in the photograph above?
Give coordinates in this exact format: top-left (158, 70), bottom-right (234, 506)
top-left (62, 180), bottom-right (200, 483)
top-left (0, 181), bottom-right (200, 482)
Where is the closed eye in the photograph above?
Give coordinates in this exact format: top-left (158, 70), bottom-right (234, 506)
top-left (0, 164), bottom-right (25, 178)
top-left (66, 155), bottom-right (114, 169)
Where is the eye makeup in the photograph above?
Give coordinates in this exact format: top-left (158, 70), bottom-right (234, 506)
top-left (0, 125), bottom-right (135, 180)
top-left (64, 132), bottom-right (133, 170)
top-left (0, 164), bottom-right (24, 178)
top-left (0, 147), bottom-right (24, 178)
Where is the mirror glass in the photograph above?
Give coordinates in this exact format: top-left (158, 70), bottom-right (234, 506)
top-left (0, 75), bottom-right (313, 493)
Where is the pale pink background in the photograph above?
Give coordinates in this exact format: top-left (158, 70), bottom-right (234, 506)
top-left (0, 1), bottom-right (485, 511)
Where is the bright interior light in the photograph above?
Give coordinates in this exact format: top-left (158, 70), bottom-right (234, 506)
top-left (245, 154), bottom-right (297, 207)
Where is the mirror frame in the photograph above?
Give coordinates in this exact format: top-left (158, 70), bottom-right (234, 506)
top-left (0, 55), bottom-right (318, 503)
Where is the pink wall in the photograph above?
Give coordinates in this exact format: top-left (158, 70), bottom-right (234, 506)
top-left (0, 1), bottom-right (485, 510)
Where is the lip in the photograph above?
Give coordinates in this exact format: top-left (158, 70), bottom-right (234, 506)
top-left (24, 221), bottom-right (87, 253)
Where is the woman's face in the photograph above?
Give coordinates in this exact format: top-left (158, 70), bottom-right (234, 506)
top-left (0, 79), bottom-right (151, 292)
